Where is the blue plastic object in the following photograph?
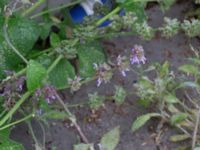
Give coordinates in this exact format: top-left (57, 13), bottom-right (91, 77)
top-left (69, 0), bottom-right (112, 25)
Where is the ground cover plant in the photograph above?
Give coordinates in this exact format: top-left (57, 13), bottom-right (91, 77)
top-left (0, 0), bottom-right (200, 150)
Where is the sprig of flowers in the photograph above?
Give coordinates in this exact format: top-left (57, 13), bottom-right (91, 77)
top-left (135, 21), bottom-right (155, 40)
top-left (159, 17), bottom-right (180, 38)
top-left (181, 19), bottom-right (200, 37)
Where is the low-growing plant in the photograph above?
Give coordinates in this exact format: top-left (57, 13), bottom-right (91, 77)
top-left (0, 0), bottom-right (200, 150)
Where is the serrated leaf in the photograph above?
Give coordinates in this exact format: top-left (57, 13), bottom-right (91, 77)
top-left (26, 60), bottom-right (47, 91)
top-left (170, 113), bottom-right (188, 126)
top-left (48, 58), bottom-right (75, 89)
top-left (179, 64), bottom-right (198, 75)
top-left (169, 134), bottom-right (190, 142)
top-left (164, 94), bottom-right (179, 104)
top-left (50, 32), bottom-right (60, 47)
top-left (132, 113), bottom-right (161, 132)
top-left (77, 41), bottom-right (105, 78)
top-left (100, 126), bottom-right (120, 150)
top-left (73, 143), bottom-right (93, 150)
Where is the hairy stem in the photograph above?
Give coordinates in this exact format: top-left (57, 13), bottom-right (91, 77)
top-left (22, 0), bottom-right (46, 16)
top-left (30, 0), bottom-right (83, 19)
top-left (55, 93), bottom-right (89, 144)
top-left (0, 91), bottom-right (32, 126)
top-left (0, 113), bottom-right (34, 131)
top-left (192, 107), bottom-right (200, 149)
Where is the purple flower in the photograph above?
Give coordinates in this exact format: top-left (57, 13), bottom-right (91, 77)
top-left (93, 63), bottom-right (113, 87)
top-left (117, 55), bottom-right (130, 77)
top-left (16, 76), bottom-right (26, 92)
top-left (130, 45), bottom-right (146, 64)
top-left (43, 85), bottom-right (57, 103)
top-left (35, 85), bottom-right (57, 104)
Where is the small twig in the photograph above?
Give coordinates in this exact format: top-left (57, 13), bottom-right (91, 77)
top-left (192, 107), bottom-right (200, 149)
top-left (55, 93), bottom-right (89, 144)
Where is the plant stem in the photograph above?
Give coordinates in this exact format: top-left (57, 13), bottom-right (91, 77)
top-left (27, 121), bottom-right (42, 149)
top-left (0, 91), bottom-right (32, 126)
top-left (95, 6), bottom-right (121, 26)
top-left (22, 0), bottom-right (46, 16)
top-left (55, 93), bottom-right (89, 144)
top-left (192, 107), bottom-right (200, 149)
top-left (0, 113), bottom-right (34, 131)
top-left (3, 19), bottom-right (28, 64)
top-left (47, 55), bottom-right (63, 74)
top-left (30, 0), bottom-right (83, 19)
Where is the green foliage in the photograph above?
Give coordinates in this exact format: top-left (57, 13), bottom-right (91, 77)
top-left (131, 113), bottom-right (161, 132)
top-left (77, 41), bottom-right (105, 78)
top-left (170, 113), bottom-right (188, 126)
top-left (100, 126), bottom-right (120, 150)
top-left (113, 85), bottom-right (127, 105)
top-left (26, 60), bottom-right (47, 91)
top-left (169, 134), bottom-right (190, 142)
top-left (88, 92), bottom-right (104, 110)
top-left (159, 17), bottom-right (180, 38)
top-left (48, 58), bottom-right (75, 89)
top-left (0, 0), bottom-right (8, 10)
top-left (179, 64), bottom-right (199, 75)
top-left (181, 19), bottom-right (200, 37)
top-left (0, 128), bottom-right (25, 150)
top-left (73, 144), bottom-right (93, 150)
top-left (163, 94), bottom-right (179, 104)
top-left (50, 32), bottom-right (61, 47)
top-left (0, 16), bottom-right (40, 79)
top-left (159, 0), bottom-right (176, 11)
top-left (41, 110), bottom-right (68, 120)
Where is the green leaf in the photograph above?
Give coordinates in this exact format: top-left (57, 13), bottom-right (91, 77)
top-left (160, 61), bottom-right (169, 77)
top-left (113, 86), bottom-right (127, 105)
top-left (0, 0), bottom-right (8, 9)
top-left (179, 82), bottom-right (199, 89)
top-left (0, 128), bottom-right (10, 139)
top-left (100, 126), bottom-right (120, 150)
top-left (73, 144), bottom-right (93, 150)
top-left (48, 59), bottom-right (75, 89)
top-left (50, 32), bottom-right (60, 47)
top-left (0, 129), bottom-right (25, 150)
top-left (188, 58), bottom-right (200, 65)
top-left (77, 41), bottom-right (105, 78)
top-left (26, 60), bottom-right (47, 91)
top-left (170, 113), bottom-right (188, 126)
top-left (163, 94), bottom-right (179, 104)
top-left (131, 113), bottom-right (161, 132)
top-left (0, 16), bottom-right (40, 79)
top-left (169, 134), bottom-right (190, 142)
top-left (159, 0), bottom-right (176, 11)
top-left (122, 2), bottom-right (147, 23)
top-left (41, 110), bottom-right (68, 120)
top-left (39, 23), bottom-right (52, 40)
top-left (179, 64), bottom-right (198, 75)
